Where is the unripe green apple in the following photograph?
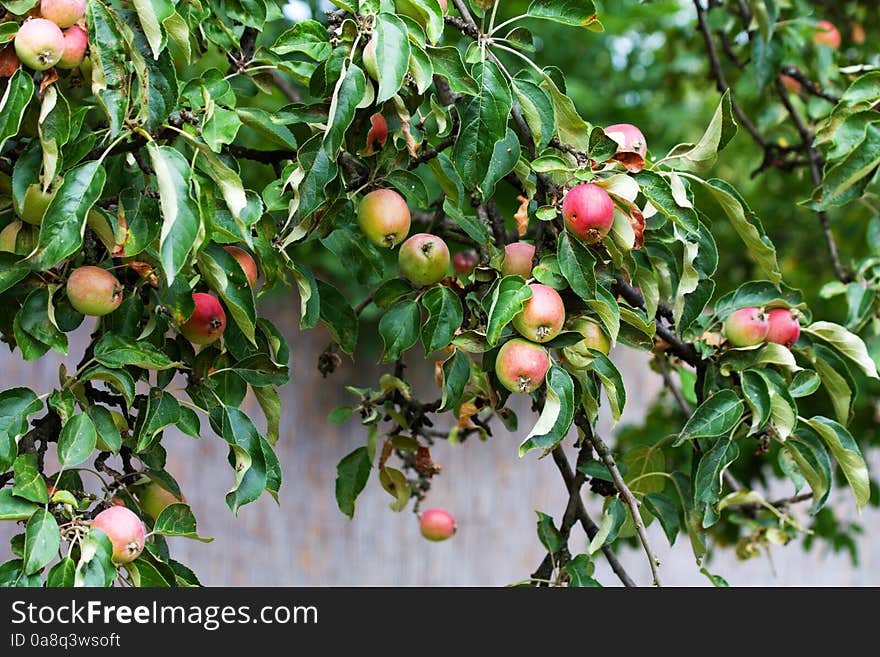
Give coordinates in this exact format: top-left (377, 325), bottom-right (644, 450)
top-left (40, 0), bottom-right (86, 28)
top-left (91, 506), bottom-right (146, 565)
top-left (137, 481), bottom-right (185, 521)
top-left (562, 183), bottom-right (615, 243)
top-left (18, 183), bottom-right (55, 225)
top-left (14, 18), bottom-right (65, 71)
top-left (501, 241), bottom-right (536, 278)
top-left (0, 221), bottom-right (36, 255)
top-left (56, 25), bottom-right (87, 69)
top-left (724, 307), bottom-right (769, 347)
top-left (495, 338), bottom-right (550, 394)
top-left (512, 283), bottom-right (565, 343)
top-left (223, 245), bottom-right (258, 287)
top-left (399, 233), bottom-right (450, 286)
top-left (561, 317), bottom-right (611, 369)
top-left (66, 266), bottom-right (123, 316)
top-left (362, 37), bottom-right (378, 80)
top-left (765, 308), bottom-right (800, 347)
top-left (420, 508), bottom-right (456, 541)
top-left (180, 292), bottom-right (227, 345)
top-left (357, 189), bottom-right (411, 248)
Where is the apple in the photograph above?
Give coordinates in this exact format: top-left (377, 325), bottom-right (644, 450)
top-left (357, 189), bottom-right (411, 248)
top-left (420, 508), bottom-right (456, 541)
top-left (724, 307), bottom-right (769, 347)
top-left (765, 308), bottom-right (800, 347)
top-left (223, 245), bottom-right (258, 287)
top-left (40, 0), bottom-right (86, 29)
top-left (399, 233), bottom-right (450, 286)
top-left (180, 292), bottom-right (227, 345)
top-left (91, 506), bottom-right (146, 565)
top-left (66, 266), bottom-right (123, 316)
top-left (605, 123), bottom-right (648, 157)
top-left (512, 283), bottom-right (565, 343)
top-left (56, 25), bottom-right (87, 69)
top-left (14, 18), bottom-right (65, 71)
top-left (562, 183), bottom-right (615, 244)
top-left (495, 338), bottom-right (550, 394)
top-left (501, 241), bottom-right (536, 278)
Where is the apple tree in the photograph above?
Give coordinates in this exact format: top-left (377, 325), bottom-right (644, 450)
top-left (0, 0), bottom-right (877, 587)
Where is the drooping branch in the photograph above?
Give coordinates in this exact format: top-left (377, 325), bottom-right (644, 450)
top-left (585, 432), bottom-right (662, 587)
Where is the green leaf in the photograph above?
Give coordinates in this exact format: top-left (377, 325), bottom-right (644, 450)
top-left (484, 276), bottom-right (533, 347)
top-left (74, 528), bottom-right (116, 587)
top-left (790, 370), bottom-right (821, 398)
top-left (740, 369), bottom-right (771, 435)
top-left (29, 161), bottom-right (107, 270)
top-left (178, 131), bottom-right (248, 225)
top-left (324, 63), bottom-right (366, 154)
top-left (57, 414), bottom-right (98, 467)
top-left (81, 365), bottom-right (136, 407)
top-left (698, 178), bottom-right (781, 285)
top-left (154, 503), bottom-right (213, 542)
top-left (13, 454), bottom-right (48, 505)
top-left (94, 333), bottom-right (182, 370)
top-left (814, 124), bottom-right (880, 209)
top-left (379, 466), bottom-right (410, 512)
top-left (526, 0), bottom-right (599, 29)
top-left (0, 70), bottom-right (34, 152)
top-left (379, 300), bottom-right (421, 362)
top-left (535, 511), bottom-right (562, 553)
top-left (317, 280), bottom-right (358, 355)
top-left (372, 13), bottom-right (411, 104)
top-left (481, 128), bottom-right (521, 201)
top-left (588, 498), bottom-right (627, 554)
top-left (439, 350), bottom-right (470, 412)
top-left (397, 0), bottom-right (444, 44)
top-left (127, 557), bottom-right (172, 587)
top-left (0, 488), bottom-right (38, 521)
top-left (804, 321), bottom-right (879, 379)
top-left (132, 0), bottom-right (174, 58)
top-left (135, 390), bottom-right (181, 452)
top-left (518, 366), bottom-right (574, 456)
top-left (590, 351), bottom-right (626, 423)
top-left (335, 446), bottom-right (371, 519)
top-left (644, 493), bottom-right (680, 546)
top-left (453, 60), bottom-right (512, 185)
top-left (662, 90), bottom-right (736, 172)
top-left (633, 170), bottom-right (699, 234)
top-left (23, 509), bottom-right (60, 575)
top-left (220, 407), bottom-right (269, 515)
top-left (805, 417), bottom-right (870, 511)
top-left (759, 369), bottom-right (798, 440)
top-left (271, 20), bottom-right (332, 60)
top-left (512, 78), bottom-right (555, 151)
top-left (812, 344), bottom-right (853, 425)
top-left (564, 554), bottom-right (601, 587)
top-left (426, 46), bottom-right (478, 96)
top-left (676, 390), bottom-right (744, 445)
top-left (694, 438), bottom-right (739, 519)
top-left (0, 387), bottom-right (42, 472)
top-left (421, 286), bottom-right (463, 353)
top-left (147, 142), bottom-right (200, 282)
top-left (88, 0), bottom-right (130, 136)
top-left (541, 75), bottom-right (590, 151)
top-left (557, 232), bottom-right (597, 299)
top-left (46, 557), bottom-right (76, 587)
top-left (786, 428), bottom-right (832, 514)
top-left (621, 445), bottom-right (665, 496)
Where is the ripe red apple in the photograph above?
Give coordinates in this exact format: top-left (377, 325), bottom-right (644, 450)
top-left (453, 249), bottom-right (478, 275)
top-left (501, 241), bottom-right (536, 278)
top-left (495, 338), bottom-right (550, 394)
top-left (0, 45), bottom-right (20, 77)
top-left (362, 37), bottom-right (378, 80)
top-left (780, 73), bottom-right (803, 94)
top-left (512, 283), bottom-right (565, 343)
top-left (56, 25), bottom-right (87, 69)
top-left (223, 245), bottom-right (258, 287)
top-left (66, 266), bottom-right (123, 316)
top-left (399, 233), bottom-right (450, 286)
top-left (14, 18), bottom-right (65, 71)
top-left (420, 508), bottom-right (456, 541)
top-left (362, 113), bottom-right (388, 155)
top-left (137, 481), bottom-right (185, 521)
top-left (357, 188), bottom-right (411, 248)
top-left (91, 506), bottom-right (146, 565)
top-left (180, 292), bottom-right (227, 345)
top-left (765, 308), bottom-right (800, 347)
top-left (605, 123), bottom-right (648, 157)
top-left (724, 307), bottom-right (769, 347)
top-left (814, 20), bottom-right (841, 49)
top-left (40, 0), bottom-right (86, 28)
top-left (562, 182), bottom-right (615, 243)
top-left (18, 183), bottom-right (55, 225)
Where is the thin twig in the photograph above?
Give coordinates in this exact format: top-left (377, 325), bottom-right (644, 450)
top-left (586, 433), bottom-right (663, 587)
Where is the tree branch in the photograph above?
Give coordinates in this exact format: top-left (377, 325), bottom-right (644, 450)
top-left (586, 433), bottom-right (663, 586)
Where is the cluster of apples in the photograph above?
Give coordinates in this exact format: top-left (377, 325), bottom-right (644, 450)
top-left (46, 244), bottom-right (257, 347)
top-left (10, 0), bottom-right (89, 72)
top-left (724, 306), bottom-right (801, 348)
